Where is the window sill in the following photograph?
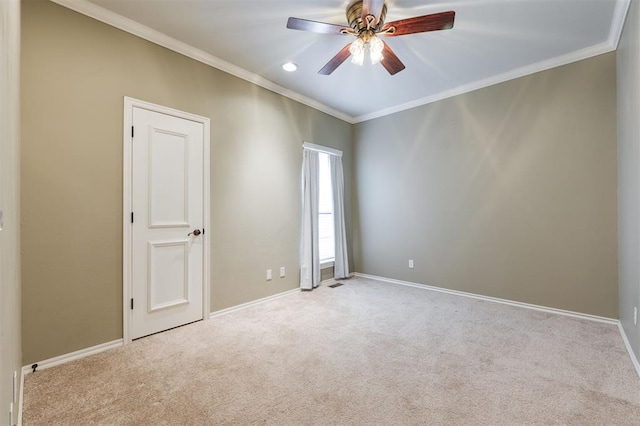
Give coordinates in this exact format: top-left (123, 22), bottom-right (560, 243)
top-left (320, 260), bottom-right (335, 269)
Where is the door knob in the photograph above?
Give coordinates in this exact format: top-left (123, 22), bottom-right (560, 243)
top-left (188, 229), bottom-right (202, 237)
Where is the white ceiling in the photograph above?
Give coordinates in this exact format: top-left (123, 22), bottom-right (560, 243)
top-left (54, 0), bottom-right (629, 123)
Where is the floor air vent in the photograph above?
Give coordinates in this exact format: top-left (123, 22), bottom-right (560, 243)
top-left (328, 283), bottom-right (343, 288)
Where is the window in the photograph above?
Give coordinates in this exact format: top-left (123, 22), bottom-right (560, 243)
top-left (317, 152), bottom-right (334, 263)
top-left (301, 142), bottom-right (348, 289)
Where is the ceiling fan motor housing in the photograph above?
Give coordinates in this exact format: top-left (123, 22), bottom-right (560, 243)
top-left (347, 0), bottom-right (387, 33)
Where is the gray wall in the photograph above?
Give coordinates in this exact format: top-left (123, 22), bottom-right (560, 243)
top-left (353, 53), bottom-right (618, 318)
top-left (618, 0), bottom-right (640, 360)
top-left (0, 0), bottom-right (21, 420)
top-left (21, 0), bottom-right (352, 364)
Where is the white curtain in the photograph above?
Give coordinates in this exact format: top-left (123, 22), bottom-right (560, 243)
top-left (330, 155), bottom-right (350, 279)
top-left (300, 149), bottom-right (320, 290)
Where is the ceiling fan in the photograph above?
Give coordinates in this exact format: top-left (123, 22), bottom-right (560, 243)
top-left (286, 0), bottom-right (455, 75)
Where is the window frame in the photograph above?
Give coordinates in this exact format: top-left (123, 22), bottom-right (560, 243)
top-left (302, 142), bottom-right (343, 270)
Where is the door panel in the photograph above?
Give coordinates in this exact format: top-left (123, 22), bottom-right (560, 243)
top-left (149, 129), bottom-right (189, 228)
top-left (148, 240), bottom-right (189, 312)
top-left (131, 106), bottom-right (204, 339)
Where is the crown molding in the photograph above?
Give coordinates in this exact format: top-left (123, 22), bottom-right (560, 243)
top-left (49, 0), bottom-right (356, 124)
top-left (609, 0), bottom-right (631, 49)
top-left (354, 41), bottom-right (615, 123)
top-left (354, 0), bottom-right (630, 122)
top-left (50, 0), bottom-right (626, 126)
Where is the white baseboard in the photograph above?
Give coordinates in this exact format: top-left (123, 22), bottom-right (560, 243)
top-left (22, 339), bottom-right (124, 376)
top-left (210, 288), bottom-right (300, 318)
top-left (18, 339), bottom-right (123, 425)
top-left (18, 361), bottom-right (24, 426)
top-left (618, 322), bottom-right (640, 378)
top-left (354, 273), bottom-right (640, 378)
top-left (353, 273), bottom-right (618, 325)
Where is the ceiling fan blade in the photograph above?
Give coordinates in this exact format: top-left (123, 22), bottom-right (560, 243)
top-left (382, 11), bottom-right (455, 37)
top-left (287, 17), bottom-right (350, 35)
top-left (362, 0), bottom-right (385, 25)
top-left (381, 42), bottom-right (405, 75)
top-left (319, 44), bottom-right (352, 75)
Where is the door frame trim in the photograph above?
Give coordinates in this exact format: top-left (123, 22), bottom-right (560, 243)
top-left (122, 96), bottom-right (211, 344)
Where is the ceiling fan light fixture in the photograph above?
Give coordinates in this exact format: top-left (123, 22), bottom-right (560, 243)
top-left (369, 35), bottom-right (384, 64)
top-left (349, 37), bottom-right (365, 66)
top-left (287, 1), bottom-right (455, 75)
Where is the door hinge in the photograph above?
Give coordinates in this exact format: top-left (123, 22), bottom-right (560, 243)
top-left (131, 126), bottom-right (134, 138)
top-left (131, 212), bottom-right (134, 223)
top-left (130, 298), bottom-right (134, 310)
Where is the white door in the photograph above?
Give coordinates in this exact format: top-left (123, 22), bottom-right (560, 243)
top-left (131, 106), bottom-right (205, 339)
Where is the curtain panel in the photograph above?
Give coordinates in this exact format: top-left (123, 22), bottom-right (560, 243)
top-left (300, 149), bottom-right (320, 290)
top-left (330, 155), bottom-right (350, 279)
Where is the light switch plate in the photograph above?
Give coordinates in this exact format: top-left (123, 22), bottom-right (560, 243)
top-left (280, 267), bottom-right (285, 278)
top-left (0, 210), bottom-right (4, 230)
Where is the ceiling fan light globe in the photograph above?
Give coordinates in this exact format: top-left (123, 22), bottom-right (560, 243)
top-left (369, 35), bottom-right (384, 64)
top-left (351, 52), bottom-right (365, 66)
top-left (370, 50), bottom-right (384, 65)
top-left (349, 38), bottom-right (364, 55)
top-left (349, 38), bottom-right (365, 66)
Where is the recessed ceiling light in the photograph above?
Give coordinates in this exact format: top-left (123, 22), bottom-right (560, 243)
top-left (282, 62), bottom-right (298, 72)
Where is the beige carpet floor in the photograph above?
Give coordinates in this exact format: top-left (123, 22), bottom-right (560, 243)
top-left (23, 277), bottom-right (640, 425)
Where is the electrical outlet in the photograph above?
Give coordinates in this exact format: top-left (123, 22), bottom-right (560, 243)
top-left (266, 269), bottom-right (272, 281)
top-left (280, 266), bottom-right (285, 278)
top-left (634, 306), bottom-right (638, 326)
top-left (408, 259), bottom-right (414, 269)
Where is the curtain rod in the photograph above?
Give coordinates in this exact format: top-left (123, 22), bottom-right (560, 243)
top-left (302, 142), bottom-right (343, 157)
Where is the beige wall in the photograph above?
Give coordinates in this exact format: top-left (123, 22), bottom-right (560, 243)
top-left (618, 0), bottom-right (640, 359)
top-left (353, 53), bottom-right (618, 318)
top-left (21, 0), bottom-right (352, 364)
top-left (0, 0), bottom-right (22, 419)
